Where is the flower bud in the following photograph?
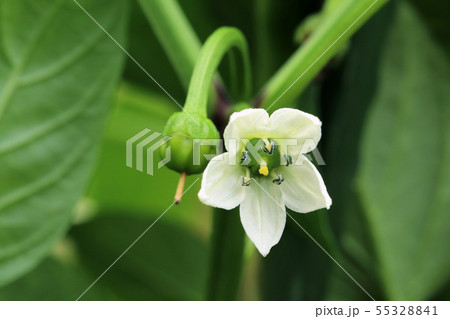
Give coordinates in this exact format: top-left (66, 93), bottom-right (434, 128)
top-left (160, 112), bottom-right (220, 175)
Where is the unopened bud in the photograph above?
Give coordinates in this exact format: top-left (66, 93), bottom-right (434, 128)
top-left (160, 112), bottom-right (220, 175)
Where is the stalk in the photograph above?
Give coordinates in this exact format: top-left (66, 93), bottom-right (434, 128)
top-left (207, 208), bottom-right (246, 300)
top-left (259, 0), bottom-right (389, 110)
top-left (138, 0), bottom-right (201, 88)
top-left (184, 27), bottom-right (251, 117)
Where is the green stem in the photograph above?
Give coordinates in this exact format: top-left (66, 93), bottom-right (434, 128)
top-left (259, 0), bottom-right (390, 109)
top-left (137, 0), bottom-right (201, 89)
top-left (323, 0), bottom-right (347, 13)
top-left (207, 208), bottom-right (246, 300)
top-left (253, 0), bottom-right (275, 89)
top-left (184, 27), bottom-right (252, 117)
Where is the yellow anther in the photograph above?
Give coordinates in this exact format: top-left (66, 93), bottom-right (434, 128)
top-left (259, 165), bottom-right (269, 176)
top-left (241, 175), bottom-right (252, 186)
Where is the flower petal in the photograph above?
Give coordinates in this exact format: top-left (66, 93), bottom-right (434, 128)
top-left (269, 108), bottom-right (322, 157)
top-left (198, 152), bottom-right (245, 210)
top-left (224, 109), bottom-right (270, 153)
top-left (278, 156), bottom-right (332, 213)
top-left (240, 178), bottom-right (286, 256)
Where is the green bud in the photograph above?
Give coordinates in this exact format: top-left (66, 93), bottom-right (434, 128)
top-left (160, 112), bottom-right (220, 175)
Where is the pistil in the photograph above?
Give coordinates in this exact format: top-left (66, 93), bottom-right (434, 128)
top-left (259, 165), bottom-right (269, 176)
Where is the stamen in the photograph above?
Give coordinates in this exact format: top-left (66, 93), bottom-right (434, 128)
top-left (259, 165), bottom-right (269, 176)
top-left (261, 138), bottom-right (276, 155)
top-left (283, 154), bottom-right (293, 166)
top-left (241, 168), bottom-right (252, 186)
top-left (270, 141), bottom-right (277, 153)
top-left (240, 151), bottom-right (251, 166)
top-left (241, 176), bottom-right (252, 186)
top-left (272, 173), bottom-right (284, 185)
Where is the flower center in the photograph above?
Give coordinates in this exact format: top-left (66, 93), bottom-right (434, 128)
top-left (239, 138), bottom-right (291, 186)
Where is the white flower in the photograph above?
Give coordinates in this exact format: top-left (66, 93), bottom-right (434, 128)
top-left (198, 108), bottom-right (331, 256)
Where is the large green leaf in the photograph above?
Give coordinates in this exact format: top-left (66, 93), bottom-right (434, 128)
top-left (0, 0), bottom-right (127, 286)
top-left (357, 1), bottom-right (450, 300)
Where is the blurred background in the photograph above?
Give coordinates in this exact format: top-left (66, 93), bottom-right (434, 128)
top-left (0, 0), bottom-right (449, 300)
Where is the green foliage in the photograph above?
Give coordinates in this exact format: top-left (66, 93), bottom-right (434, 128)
top-left (260, 0), bottom-right (389, 110)
top-left (71, 215), bottom-right (208, 300)
top-left (0, 0), bottom-right (127, 287)
top-left (409, 0), bottom-right (450, 57)
top-left (0, 257), bottom-right (111, 301)
top-left (357, 1), bottom-right (450, 300)
top-left (322, 2), bottom-right (396, 301)
top-left (261, 212), bottom-right (333, 300)
top-left (261, 0), bottom-right (450, 301)
top-left (137, 0), bottom-right (201, 89)
top-left (87, 83), bottom-right (209, 231)
top-left (207, 208), bottom-right (246, 300)
top-left (1, 0), bottom-right (449, 302)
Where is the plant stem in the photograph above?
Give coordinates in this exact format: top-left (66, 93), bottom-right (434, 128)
top-left (137, 0), bottom-right (201, 89)
top-left (207, 208), bottom-right (246, 300)
top-left (174, 172), bottom-right (186, 204)
top-left (259, 0), bottom-right (390, 110)
top-left (253, 0), bottom-right (275, 89)
top-left (184, 28), bottom-right (251, 300)
top-left (323, 0), bottom-right (347, 13)
top-left (184, 27), bottom-right (252, 117)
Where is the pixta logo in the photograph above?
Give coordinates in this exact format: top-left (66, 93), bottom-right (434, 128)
top-left (126, 129), bottom-right (171, 176)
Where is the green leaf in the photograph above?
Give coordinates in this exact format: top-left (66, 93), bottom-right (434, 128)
top-left (0, 257), bottom-right (111, 300)
top-left (87, 83), bottom-right (210, 233)
top-left (409, 0), bottom-right (450, 57)
top-left (261, 211), bottom-right (334, 300)
top-left (71, 215), bottom-right (208, 300)
top-left (357, 1), bottom-right (450, 300)
top-left (0, 0), bottom-right (127, 286)
top-left (321, 3), bottom-right (395, 300)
